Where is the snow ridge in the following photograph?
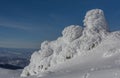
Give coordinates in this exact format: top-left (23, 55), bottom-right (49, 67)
top-left (21, 9), bottom-right (110, 77)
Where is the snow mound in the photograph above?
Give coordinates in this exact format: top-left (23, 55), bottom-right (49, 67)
top-left (21, 9), bottom-right (114, 77)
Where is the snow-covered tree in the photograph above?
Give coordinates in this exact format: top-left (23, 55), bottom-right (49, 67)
top-left (21, 9), bottom-right (110, 77)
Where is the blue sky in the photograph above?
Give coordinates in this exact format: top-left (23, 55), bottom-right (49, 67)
top-left (0, 0), bottom-right (120, 48)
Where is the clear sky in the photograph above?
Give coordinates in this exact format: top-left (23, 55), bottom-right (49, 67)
top-left (0, 0), bottom-right (120, 49)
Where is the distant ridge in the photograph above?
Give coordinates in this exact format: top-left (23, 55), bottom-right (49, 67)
top-left (0, 64), bottom-right (23, 70)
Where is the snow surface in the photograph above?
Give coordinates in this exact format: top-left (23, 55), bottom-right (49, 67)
top-left (1, 9), bottom-right (120, 78)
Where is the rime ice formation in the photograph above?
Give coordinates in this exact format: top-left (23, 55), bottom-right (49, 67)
top-left (21, 9), bottom-right (110, 77)
top-left (62, 25), bottom-right (83, 43)
top-left (83, 9), bottom-right (108, 31)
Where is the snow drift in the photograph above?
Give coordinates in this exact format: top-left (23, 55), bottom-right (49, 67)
top-left (21, 9), bottom-right (117, 77)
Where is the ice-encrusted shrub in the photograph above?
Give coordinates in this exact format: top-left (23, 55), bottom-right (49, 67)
top-left (79, 9), bottom-right (109, 51)
top-left (83, 9), bottom-right (108, 31)
top-left (62, 25), bottom-right (83, 43)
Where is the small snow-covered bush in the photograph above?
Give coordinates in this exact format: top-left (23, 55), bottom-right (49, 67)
top-left (62, 25), bottom-right (83, 43)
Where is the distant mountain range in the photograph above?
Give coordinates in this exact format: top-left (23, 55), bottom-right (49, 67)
top-left (0, 47), bottom-right (37, 69)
